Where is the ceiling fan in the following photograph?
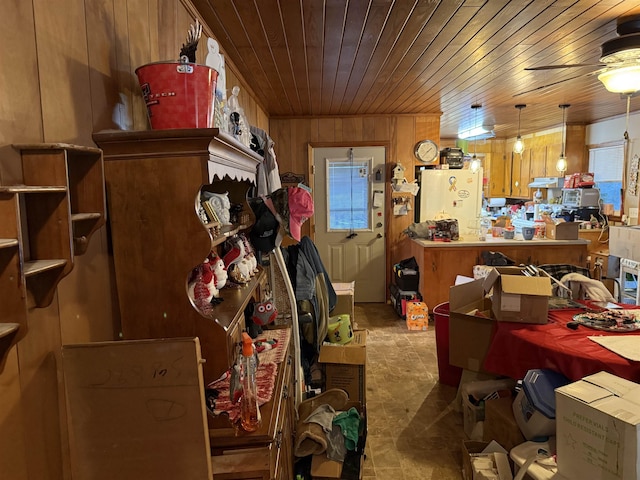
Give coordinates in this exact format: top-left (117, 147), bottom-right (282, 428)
top-left (518, 13), bottom-right (640, 96)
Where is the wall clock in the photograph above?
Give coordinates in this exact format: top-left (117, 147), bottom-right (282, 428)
top-left (414, 139), bottom-right (439, 164)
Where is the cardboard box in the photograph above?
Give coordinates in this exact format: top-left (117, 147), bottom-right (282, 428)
top-left (333, 281), bottom-right (355, 325)
top-left (318, 330), bottom-right (366, 405)
top-left (449, 279), bottom-right (496, 373)
top-left (311, 454), bottom-right (343, 479)
top-left (405, 301), bottom-right (428, 331)
top-left (462, 440), bottom-right (513, 480)
top-left (462, 378), bottom-right (516, 440)
top-left (484, 267), bottom-right (551, 324)
top-left (556, 371), bottom-right (640, 480)
top-left (610, 226), bottom-right (640, 263)
top-left (545, 221), bottom-right (579, 240)
top-left (483, 396), bottom-right (526, 453)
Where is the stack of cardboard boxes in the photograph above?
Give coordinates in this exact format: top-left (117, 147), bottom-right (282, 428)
top-left (312, 282), bottom-right (367, 479)
top-left (453, 266), bottom-right (640, 480)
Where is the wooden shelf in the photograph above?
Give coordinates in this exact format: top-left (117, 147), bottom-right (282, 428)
top-left (0, 239), bottom-right (19, 249)
top-left (0, 323), bottom-right (20, 373)
top-left (23, 259), bottom-right (68, 277)
top-left (71, 212), bottom-right (102, 221)
top-left (0, 143), bottom-right (106, 315)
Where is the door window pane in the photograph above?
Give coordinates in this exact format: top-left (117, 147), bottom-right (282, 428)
top-left (327, 159), bottom-right (371, 230)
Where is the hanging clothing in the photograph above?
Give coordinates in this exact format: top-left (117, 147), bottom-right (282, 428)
top-left (250, 125), bottom-right (282, 195)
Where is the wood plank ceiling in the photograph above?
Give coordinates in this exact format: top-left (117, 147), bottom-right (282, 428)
top-left (193, 0), bottom-right (640, 140)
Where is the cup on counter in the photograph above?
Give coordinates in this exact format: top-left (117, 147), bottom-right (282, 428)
top-left (522, 227), bottom-right (535, 240)
top-left (492, 226), bottom-right (504, 237)
top-left (503, 228), bottom-right (515, 239)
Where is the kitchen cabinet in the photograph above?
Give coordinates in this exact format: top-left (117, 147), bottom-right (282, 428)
top-left (489, 151), bottom-right (531, 199)
top-left (407, 237), bottom-right (588, 309)
top-left (489, 152), bottom-right (508, 197)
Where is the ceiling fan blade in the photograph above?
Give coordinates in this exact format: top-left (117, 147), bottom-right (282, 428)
top-left (514, 73), bottom-right (587, 97)
top-left (525, 63), bottom-right (605, 71)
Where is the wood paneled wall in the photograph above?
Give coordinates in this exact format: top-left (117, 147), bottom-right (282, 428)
top-left (270, 114), bottom-right (441, 287)
top-left (0, 1), bottom-right (267, 479)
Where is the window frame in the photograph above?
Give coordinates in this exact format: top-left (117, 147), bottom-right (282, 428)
top-left (587, 140), bottom-right (625, 223)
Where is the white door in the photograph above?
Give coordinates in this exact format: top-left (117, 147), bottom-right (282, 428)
top-left (313, 147), bottom-right (386, 302)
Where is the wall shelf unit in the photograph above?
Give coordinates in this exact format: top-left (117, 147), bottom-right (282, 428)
top-left (0, 143), bottom-right (106, 363)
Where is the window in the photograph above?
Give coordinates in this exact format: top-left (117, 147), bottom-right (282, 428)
top-left (588, 144), bottom-right (624, 217)
top-left (326, 159), bottom-right (371, 230)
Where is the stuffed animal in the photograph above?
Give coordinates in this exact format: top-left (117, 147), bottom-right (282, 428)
top-left (239, 233), bottom-right (258, 274)
top-left (208, 252), bottom-right (228, 290)
top-left (187, 258), bottom-right (223, 315)
top-left (252, 300), bottom-right (277, 326)
top-left (223, 237), bottom-right (250, 284)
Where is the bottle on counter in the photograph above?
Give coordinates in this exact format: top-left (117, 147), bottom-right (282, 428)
top-left (240, 332), bottom-right (261, 432)
top-left (478, 216), bottom-right (491, 241)
top-left (534, 219), bottom-right (546, 239)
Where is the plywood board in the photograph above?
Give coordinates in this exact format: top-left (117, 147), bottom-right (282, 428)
top-left (62, 337), bottom-right (211, 480)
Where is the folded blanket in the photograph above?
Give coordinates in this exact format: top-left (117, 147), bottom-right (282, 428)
top-left (559, 273), bottom-right (615, 303)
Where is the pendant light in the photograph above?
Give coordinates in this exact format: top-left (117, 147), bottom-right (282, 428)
top-left (470, 104), bottom-right (481, 172)
top-left (513, 104), bottom-right (526, 154)
top-left (556, 104), bottom-right (570, 174)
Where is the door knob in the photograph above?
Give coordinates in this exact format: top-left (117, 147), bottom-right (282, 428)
top-left (377, 233), bottom-right (383, 238)
top-left (376, 222), bottom-right (383, 228)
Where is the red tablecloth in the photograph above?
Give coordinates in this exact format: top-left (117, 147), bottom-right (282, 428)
top-left (483, 303), bottom-right (640, 382)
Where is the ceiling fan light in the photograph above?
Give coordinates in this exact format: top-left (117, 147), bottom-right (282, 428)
top-left (598, 65), bottom-right (640, 93)
top-left (514, 136), bottom-right (525, 154)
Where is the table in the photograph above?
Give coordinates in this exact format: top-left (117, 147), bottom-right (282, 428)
top-left (482, 303), bottom-right (640, 382)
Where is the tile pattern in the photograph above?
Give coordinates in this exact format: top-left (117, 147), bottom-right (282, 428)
top-left (355, 303), bottom-right (465, 480)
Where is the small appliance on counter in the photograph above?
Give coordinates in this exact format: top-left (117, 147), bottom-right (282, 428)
top-left (562, 187), bottom-right (600, 208)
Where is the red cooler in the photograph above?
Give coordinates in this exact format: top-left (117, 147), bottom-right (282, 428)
top-left (135, 60), bottom-right (218, 129)
top-left (433, 302), bottom-right (463, 387)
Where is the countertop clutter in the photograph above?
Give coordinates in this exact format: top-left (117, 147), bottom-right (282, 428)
top-left (413, 235), bottom-right (589, 248)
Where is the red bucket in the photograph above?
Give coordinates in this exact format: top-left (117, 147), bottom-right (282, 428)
top-left (135, 61), bottom-right (218, 129)
top-left (433, 302), bottom-right (463, 387)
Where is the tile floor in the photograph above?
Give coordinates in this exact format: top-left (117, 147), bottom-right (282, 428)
top-left (355, 302), bottom-right (465, 480)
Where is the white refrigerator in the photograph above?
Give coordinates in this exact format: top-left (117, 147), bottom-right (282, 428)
top-left (418, 168), bottom-right (483, 236)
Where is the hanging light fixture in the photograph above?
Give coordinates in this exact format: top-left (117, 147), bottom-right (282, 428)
top-left (470, 104), bottom-right (482, 173)
top-left (556, 104), bottom-right (570, 174)
top-left (598, 66), bottom-right (640, 95)
top-left (513, 104), bottom-right (526, 154)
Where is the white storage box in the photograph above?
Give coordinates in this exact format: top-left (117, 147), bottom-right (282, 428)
top-left (555, 371), bottom-right (640, 480)
top-left (513, 369), bottom-right (570, 441)
top-left (462, 378), bottom-right (516, 440)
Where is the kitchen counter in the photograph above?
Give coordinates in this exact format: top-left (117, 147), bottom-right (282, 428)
top-left (412, 235), bottom-right (589, 248)
top-left (405, 236), bottom-right (589, 309)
